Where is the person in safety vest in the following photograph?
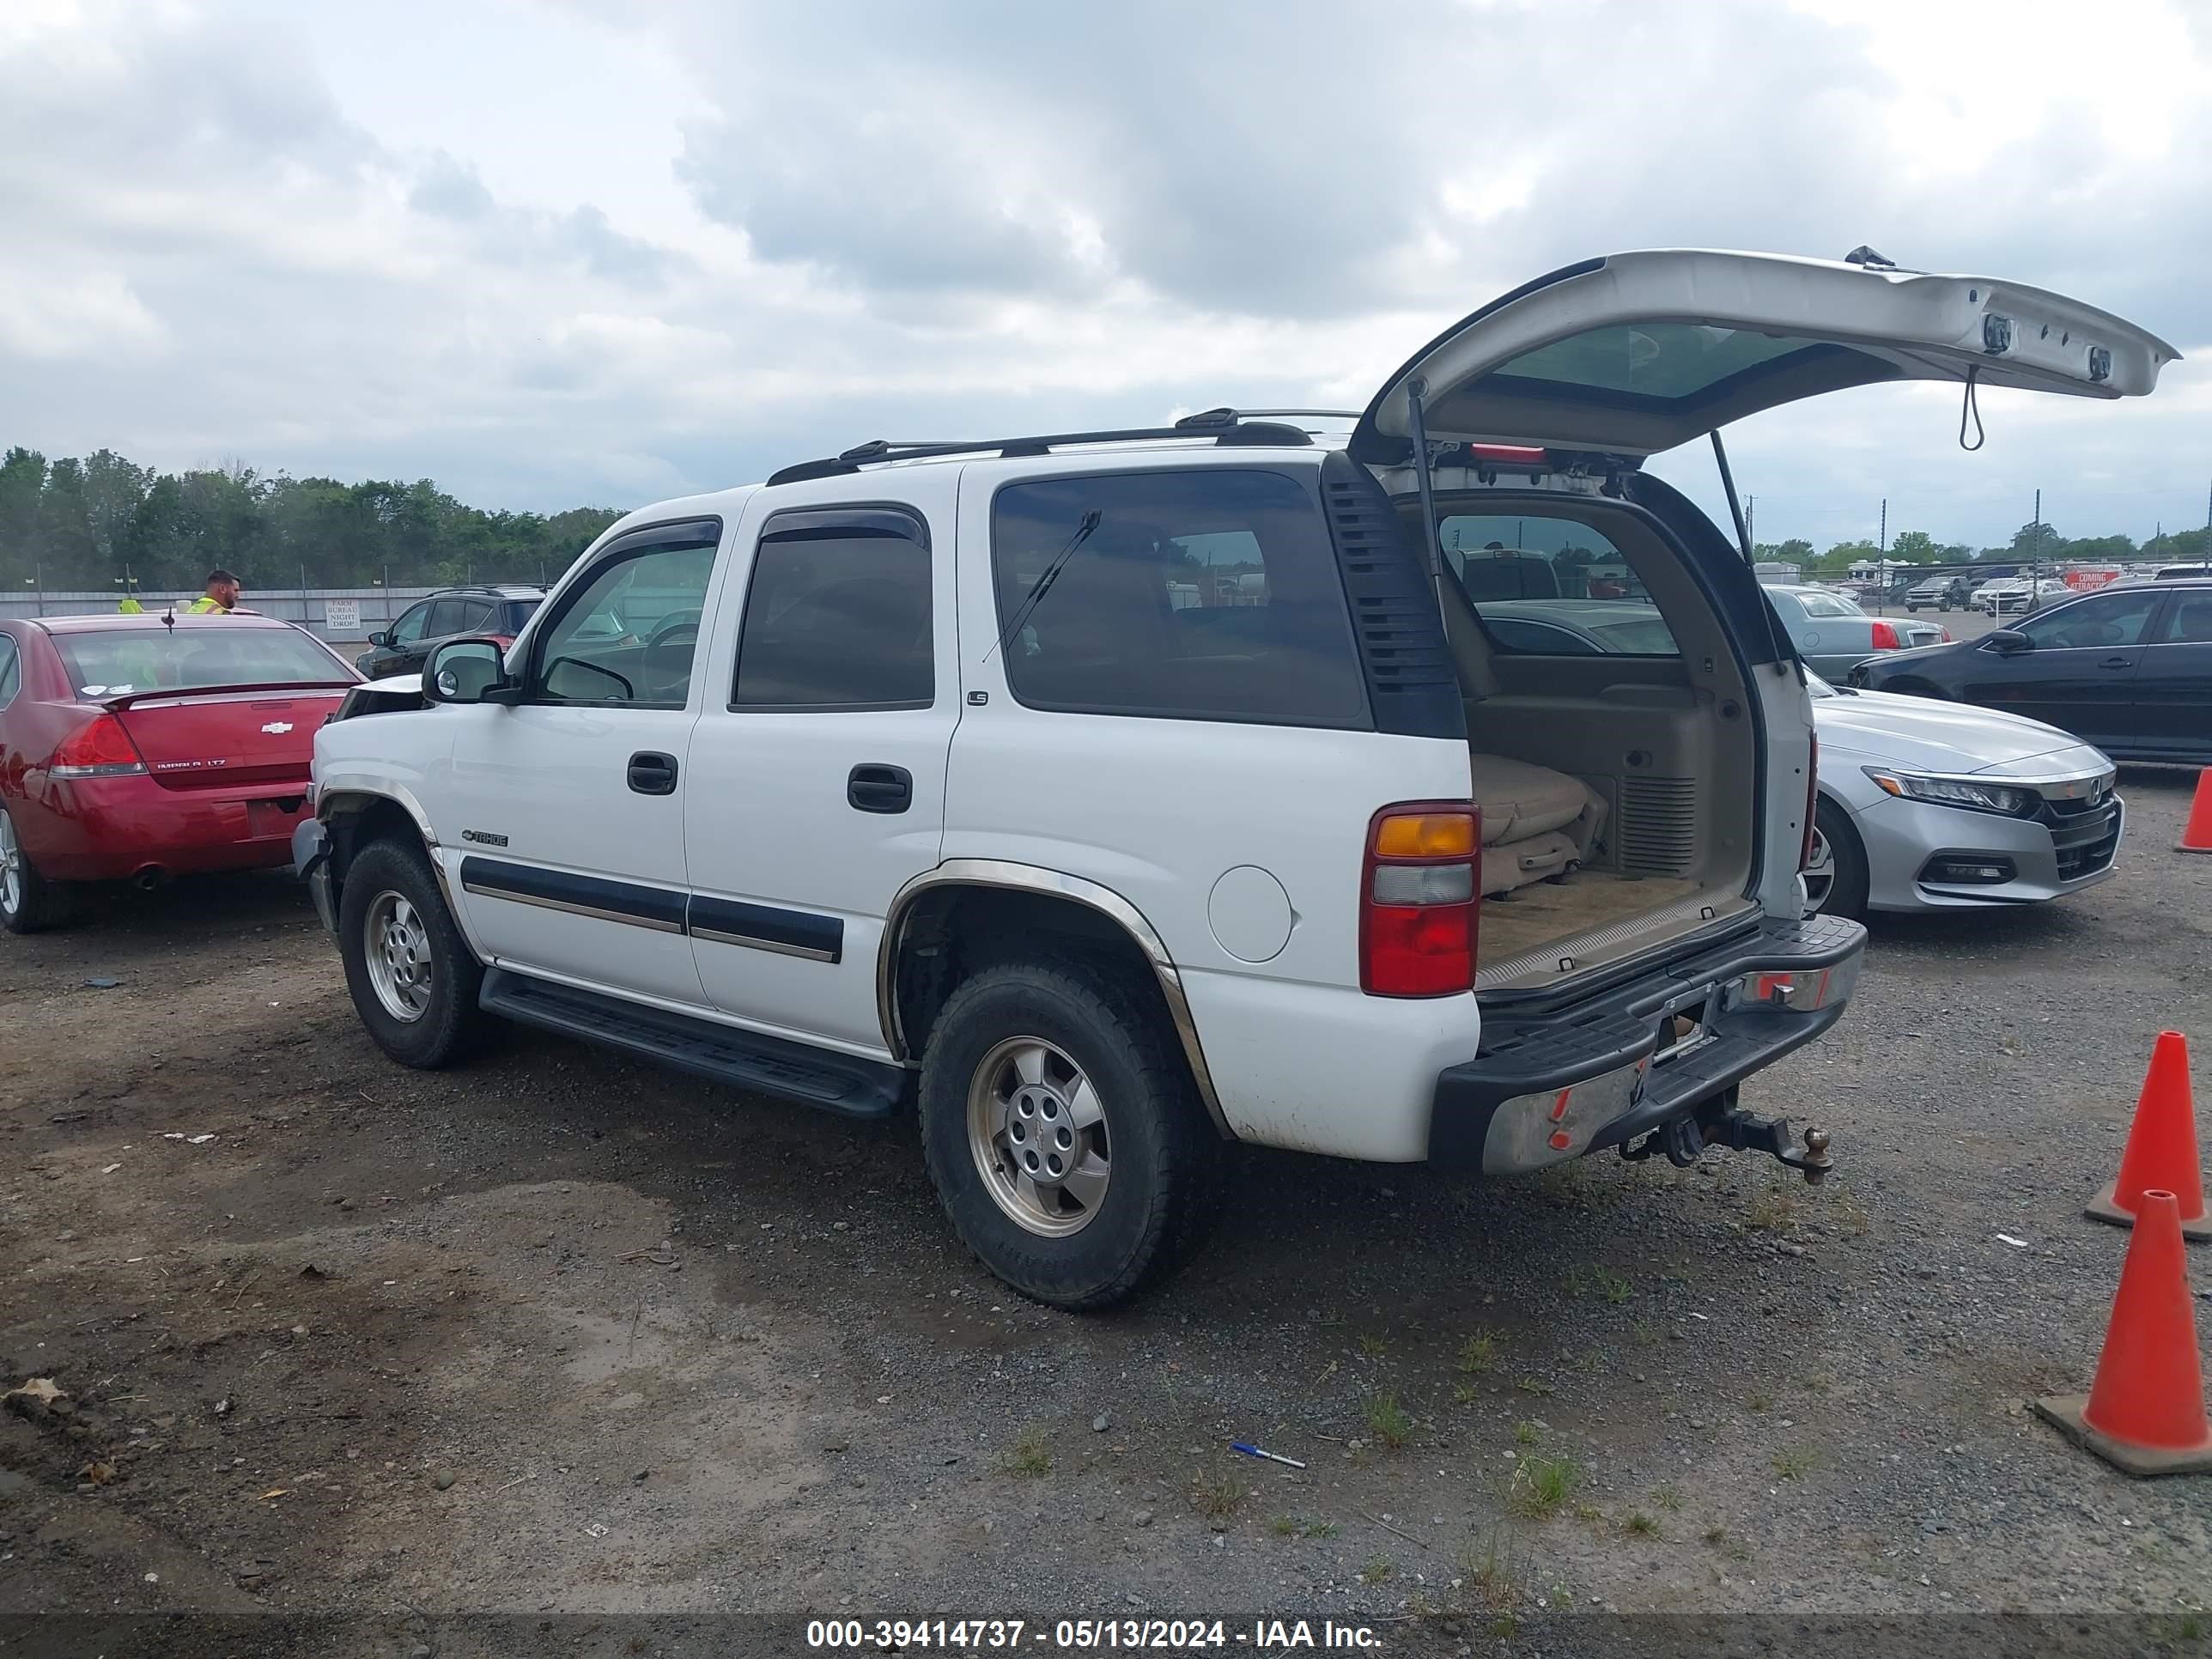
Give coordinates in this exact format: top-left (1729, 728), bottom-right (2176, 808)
top-left (117, 593), bottom-right (144, 613)
top-left (184, 569), bottom-right (241, 614)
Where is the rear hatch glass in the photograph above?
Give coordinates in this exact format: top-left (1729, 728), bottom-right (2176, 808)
top-left (56, 627), bottom-right (353, 790)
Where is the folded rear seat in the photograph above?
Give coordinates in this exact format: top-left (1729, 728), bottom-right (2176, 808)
top-left (1465, 753), bottom-right (1608, 897)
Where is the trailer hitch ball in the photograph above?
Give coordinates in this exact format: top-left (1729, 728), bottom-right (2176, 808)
top-left (1796, 1127), bottom-right (1832, 1187)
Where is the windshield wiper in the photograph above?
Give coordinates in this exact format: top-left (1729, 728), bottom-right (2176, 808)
top-left (993, 509), bottom-right (1102, 658)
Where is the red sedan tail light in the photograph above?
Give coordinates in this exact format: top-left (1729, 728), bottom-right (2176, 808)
top-left (1869, 620), bottom-right (1900, 649)
top-left (50, 713), bottom-right (148, 779)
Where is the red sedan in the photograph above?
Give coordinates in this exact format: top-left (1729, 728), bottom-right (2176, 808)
top-left (0, 613), bottom-right (361, 932)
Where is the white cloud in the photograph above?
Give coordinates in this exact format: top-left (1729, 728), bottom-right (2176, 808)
top-left (0, 0), bottom-right (2206, 550)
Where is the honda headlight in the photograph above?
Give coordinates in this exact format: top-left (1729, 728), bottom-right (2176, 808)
top-left (1863, 769), bottom-right (2036, 817)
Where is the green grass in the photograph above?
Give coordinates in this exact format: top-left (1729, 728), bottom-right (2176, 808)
top-left (1745, 1179), bottom-right (1797, 1232)
top-left (1746, 1388), bottom-right (1774, 1412)
top-left (1703, 1525), bottom-right (1752, 1562)
top-left (1267, 1515), bottom-right (1336, 1540)
top-left (1514, 1376), bottom-right (1555, 1397)
top-left (1509, 1454), bottom-right (1579, 1518)
top-left (1513, 1419), bottom-right (1541, 1446)
top-left (1189, 1469), bottom-right (1244, 1522)
top-left (1461, 1527), bottom-right (1524, 1609)
top-left (1357, 1332), bottom-right (1389, 1358)
top-left (1771, 1443), bottom-right (1824, 1480)
top-left (1622, 1510), bottom-right (1660, 1537)
top-left (1651, 1483), bottom-right (1683, 1512)
top-left (1594, 1266), bottom-right (1634, 1304)
top-left (1359, 1557), bottom-right (1395, 1585)
top-left (1632, 1319), bottom-right (1660, 1348)
top-left (1451, 1382), bottom-right (1480, 1407)
top-left (1572, 1501), bottom-right (1605, 1525)
top-left (1364, 1391), bottom-right (1414, 1449)
top-left (1003, 1425), bottom-right (1050, 1476)
top-left (1455, 1333), bottom-right (1498, 1374)
top-left (1558, 1264), bottom-right (1589, 1298)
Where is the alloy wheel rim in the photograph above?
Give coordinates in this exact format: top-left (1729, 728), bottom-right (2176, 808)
top-left (1802, 829), bottom-right (1836, 913)
top-left (965, 1036), bottom-right (1111, 1238)
top-left (0, 813), bottom-right (20, 915)
top-left (363, 890), bottom-right (433, 1023)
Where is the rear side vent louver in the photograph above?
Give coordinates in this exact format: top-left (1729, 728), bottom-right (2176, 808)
top-left (1318, 449), bottom-right (1464, 740)
top-left (1617, 775), bottom-right (1698, 877)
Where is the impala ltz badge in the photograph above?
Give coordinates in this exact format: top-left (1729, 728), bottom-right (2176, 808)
top-left (261, 720), bottom-right (294, 734)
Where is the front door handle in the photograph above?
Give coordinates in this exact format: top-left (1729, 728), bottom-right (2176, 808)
top-left (848, 763), bottom-right (912, 814)
top-left (2100, 656), bottom-right (2133, 670)
top-left (628, 750), bottom-right (679, 795)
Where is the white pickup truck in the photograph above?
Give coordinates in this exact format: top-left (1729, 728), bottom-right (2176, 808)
top-left (295, 249), bottom-right (2174, 1308)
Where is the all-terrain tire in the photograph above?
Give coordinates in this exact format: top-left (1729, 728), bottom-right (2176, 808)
top-left (919, 959), bottom-right (1223, 1310)
top-left (337, 837), bottom-right (488, 1068)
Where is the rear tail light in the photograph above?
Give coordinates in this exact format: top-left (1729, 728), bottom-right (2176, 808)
top-left (1800, 734), bottom-right (1820, 872)
top-left (1869, 620), bottom-right (1900, 649)
top-left (1362, 803), bottom-right (1480, 997)
top-left (50, 713), bottom-right (147, 779)
top-left (1940, 626), bottom-right (1954, 642)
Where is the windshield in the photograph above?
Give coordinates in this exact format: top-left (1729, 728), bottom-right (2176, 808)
top-left (56, 627), bottom-right (350, 697)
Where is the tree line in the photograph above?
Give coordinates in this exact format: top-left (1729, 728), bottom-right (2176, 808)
top-left (3, 442), bottom-right (2205, 596)
top-left (0, 447), bottom-right (622, 595)
top-left (1759, 520), bottom-right (2209, 578)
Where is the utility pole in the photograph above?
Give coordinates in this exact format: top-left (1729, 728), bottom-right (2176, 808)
top-left (1877, 498), bottom-right (1887, 614)
top-left (1745, 495), bottom-right (1756, 552)
top-left (2030, 488), bottom-right (2042, 611)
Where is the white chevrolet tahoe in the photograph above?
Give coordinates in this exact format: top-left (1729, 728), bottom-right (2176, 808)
top-left (297, 250), bottom-right (2175, 1308)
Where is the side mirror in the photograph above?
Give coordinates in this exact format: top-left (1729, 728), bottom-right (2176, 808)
top-left (424, 637), bottom-right (520, 705)
top-left (1985, 629), bottom-right (2032, 654)
top-left (367, 630), bottom-right (390, 647)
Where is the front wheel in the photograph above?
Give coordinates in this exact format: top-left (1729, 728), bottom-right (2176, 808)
top-left (0, 806), bottom-right (74, 934)
top-left (337, 838), bottom-right (487, 1067)
top-left (919, 960), bottom-right (1220, 1310)
top-left (1803, 798), bottom-right (1870, 921)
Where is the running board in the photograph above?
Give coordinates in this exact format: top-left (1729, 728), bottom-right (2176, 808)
top-left (479, 967), bottom-right (903, 1119)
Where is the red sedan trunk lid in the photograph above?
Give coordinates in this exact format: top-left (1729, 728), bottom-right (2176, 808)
top-left (106, 685), bottom-right (349, 790)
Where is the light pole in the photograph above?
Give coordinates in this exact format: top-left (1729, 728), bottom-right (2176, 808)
top-left (24, 564), bottom-right (40, 617)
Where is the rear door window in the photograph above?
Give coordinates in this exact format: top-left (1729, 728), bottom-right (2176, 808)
top-left (990, 469), bottom-right (1368, 726)
top-left (424, 599), bottom-right (472, 637)
top-left (2160, 594), bottom-right (2212, 644)
top-left (732, 508), bottom-right (934, 708)
top-left (1436, 514), bottom-right (1680, 656)
top-left (2016, 590), bottom-right (2164, 649)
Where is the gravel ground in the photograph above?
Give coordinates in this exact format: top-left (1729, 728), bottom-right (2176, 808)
top-left (2, 769), bottom-right (2208, 1657)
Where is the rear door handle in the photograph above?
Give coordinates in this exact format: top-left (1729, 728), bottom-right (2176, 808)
top-left (848, 763), bottom-right (912, 814)
top-left (627, 750), bottom-right (679, 795)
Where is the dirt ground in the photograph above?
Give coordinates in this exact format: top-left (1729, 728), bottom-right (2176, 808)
top-left (3, 770), bottom-right (2209, 1658)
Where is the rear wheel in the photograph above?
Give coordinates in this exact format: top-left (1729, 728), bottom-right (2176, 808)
top-left (337, 837), bottom-right (487, 1067)
top-left (919, 959), bottom-right (1220, 1310)
top-left (1803, 797), bottom-right (1869, 921)
top-left (0, 806), bottom-right (74, 934)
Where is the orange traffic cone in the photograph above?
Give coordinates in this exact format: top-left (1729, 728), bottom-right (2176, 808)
top-left (2182, 767), bottom-right (2212, 854)
top-left (2087, 1032), bottom-right (2209, 1242)
top-left (2034, 1190), bottom-right (2212, 1475)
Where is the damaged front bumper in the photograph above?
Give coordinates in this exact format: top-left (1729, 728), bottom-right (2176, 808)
top-left (1427, 913), bottom-right (1865, 1176)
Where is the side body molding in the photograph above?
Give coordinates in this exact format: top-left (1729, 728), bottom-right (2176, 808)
top-left (876, 859), bottom-right (1233, 1139)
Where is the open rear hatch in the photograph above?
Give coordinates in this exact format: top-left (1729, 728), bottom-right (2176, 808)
top-left (1351, 248), bottom-right (2179, 462)
top-left (107, 684), bottom-right (349, 790)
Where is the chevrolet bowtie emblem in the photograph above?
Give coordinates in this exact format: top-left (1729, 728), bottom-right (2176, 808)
top-left (261, 720), bottom-right (294, 734)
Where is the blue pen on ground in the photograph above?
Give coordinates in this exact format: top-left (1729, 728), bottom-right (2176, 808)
top-left (1230, 1442), bottom-right (1306, 1469)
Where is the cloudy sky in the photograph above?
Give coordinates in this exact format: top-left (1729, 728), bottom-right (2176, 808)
top-left (3, 0), bottom-right (2207, 550)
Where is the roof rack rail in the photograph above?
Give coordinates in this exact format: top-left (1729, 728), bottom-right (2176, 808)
top-left (765, 409), bottom-right (1313, 486)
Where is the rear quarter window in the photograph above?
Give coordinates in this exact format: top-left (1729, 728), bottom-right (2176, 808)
top-left (989, 468), bottom-right (1369, 727)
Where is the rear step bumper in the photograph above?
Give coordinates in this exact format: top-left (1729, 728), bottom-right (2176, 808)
top-left (1427, 913), bottom-right (1866, 1173)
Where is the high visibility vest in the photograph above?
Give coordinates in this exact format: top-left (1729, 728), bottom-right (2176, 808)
top-left (184, 596), bottom-right (230, 614)
top-left (117, 597), bottom-right (144, 614)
